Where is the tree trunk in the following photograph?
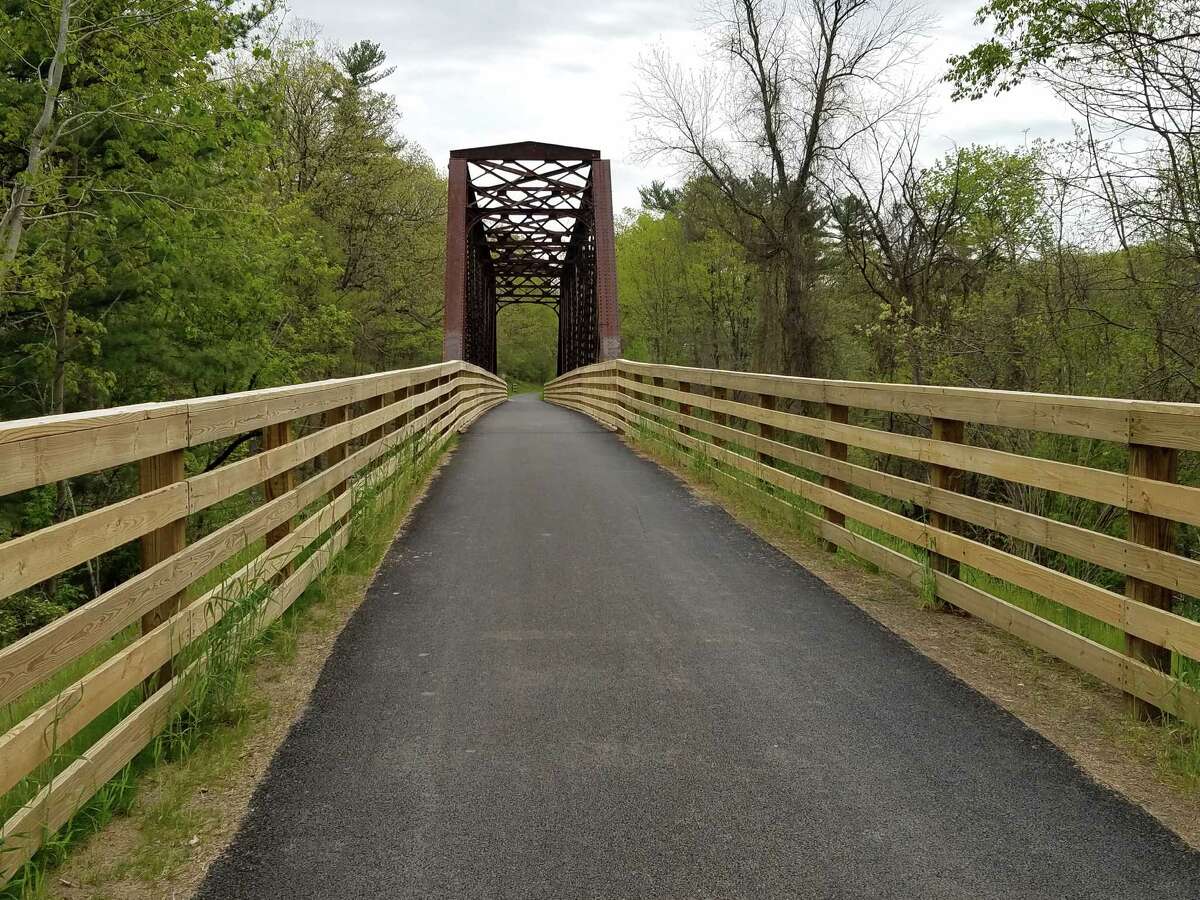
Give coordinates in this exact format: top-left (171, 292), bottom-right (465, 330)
top-left (0, 0), bottom-right (72, 290)
top-left (781, 235), bottom-right (818, 377)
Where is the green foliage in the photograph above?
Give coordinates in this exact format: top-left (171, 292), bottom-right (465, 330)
top-left (337, 40), bottom-right (396, 87)
top-left (617, 210), bottom-right (755, 369)
top-left (0, 594), bottom-right (68, 646)
top-left (0, 13), bottom-right (448, 634)
top-left (923, 145), bottom-right (1048, 259)
top-left (498, 303), bottom-right (557, 386)
top-left (946, 1), bottom-right (1155, 100)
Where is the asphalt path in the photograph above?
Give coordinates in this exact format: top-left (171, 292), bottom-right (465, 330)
top-left (197, 393), bottom-right (1200, 899)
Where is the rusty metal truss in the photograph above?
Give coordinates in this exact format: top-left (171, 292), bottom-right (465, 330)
top-left (443, 141), bottom-right (620, 376)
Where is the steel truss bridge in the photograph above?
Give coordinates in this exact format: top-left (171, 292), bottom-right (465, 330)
top-left (441, 141), bottom-right (620, 375)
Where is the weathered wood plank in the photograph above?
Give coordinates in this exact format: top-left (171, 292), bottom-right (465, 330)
top-left (1124, 444), bottom-right (1179, 721)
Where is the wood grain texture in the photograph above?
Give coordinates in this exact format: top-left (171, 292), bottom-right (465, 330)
top-left (930, 418), bottom-right (966, 585)
top-left (1124, 444), bottom-right (1179, 721)
top-left (138, 450), bottom-right (187, 688)
top-left (262, 420), bottom-right (296, 574)
top-left (822, 403), bottom-right (849, 552)
top-left (0, 482), bottom-right (189, 602)
top-left (0, 361), bottom-right (502, 495)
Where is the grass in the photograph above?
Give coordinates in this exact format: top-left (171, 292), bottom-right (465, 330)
top-left (0, 432), bottom-right (456, 899)
top-left (624, 413), bottom-right (1200, 791)
top-left (505, 380), bottom-right (543, 396)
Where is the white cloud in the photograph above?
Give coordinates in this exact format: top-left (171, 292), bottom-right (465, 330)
top-left (284, 0), bottom-right (1074, 210)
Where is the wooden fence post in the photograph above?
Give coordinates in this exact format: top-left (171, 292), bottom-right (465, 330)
top-left (446, 372), bottom-right (460, 429)
top-left (139, 448), bottom-right (186, 688)
top-left (929, 418), bottom-right (965, 596)
top-left (1125, 443), bottom-right (1178, 721)
top-left (678, 380), bottom-right (692, 438)
top-left (407, 382), bottom-right (423, 463)
top-left (435, 373), bottom-right (451, 437)
top-left (415, 377), bottom-right (437, 458)
top-left (365, 394), bottom-right (385, 446)
top-left (627, 372), bottom-right (643, 430)
top-left (323, 404), bottom-right (351, 498)
top-left (711, 385), bottom-right (728, 449)
top-left (821, 404), bottom-right (849, 553)
top-left (757, 394), bottom-right (776, 464)
top-left (262, 421), bottom-right (295, 577)
top-left (653, 376), bottom-right (668, 434)
top-left (382, 391), bottom-right (398, 436)
top-left (398, 385), bottom-right (411, 430)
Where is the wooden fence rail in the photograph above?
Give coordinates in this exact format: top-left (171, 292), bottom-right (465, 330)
top-left (0, 361), bottom-right (507, 882)
top-left (547, 360), bottom-right (1200, 728)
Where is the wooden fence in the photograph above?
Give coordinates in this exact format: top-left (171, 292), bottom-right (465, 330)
top-left (547, 360), bottom-right (1200, 729)
top-left (0, 361), bottom-right (506, 882)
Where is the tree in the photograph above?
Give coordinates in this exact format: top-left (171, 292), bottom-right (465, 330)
top-left (337, 40), bottom-right (396, 88)
top-left (618, 212), bottom-right (690, 362)
top-left (948, 0), bottom-right (1200, 399)
top-left (497, 303), bottom-right (557, 386)
top-left (633, 0), bottom-right (929, 375)
top-left (264, 30), bottom-right (446, 372)
top-left (0, 15), bottom-right (444, 620)
top-left (0, 0), bottom-right (286, 411)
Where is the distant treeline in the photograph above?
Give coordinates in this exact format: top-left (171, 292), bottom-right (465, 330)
top-left (1, 9), bottom-right (449, 420)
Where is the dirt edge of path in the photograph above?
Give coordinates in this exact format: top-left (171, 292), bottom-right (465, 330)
top-left (625, 434), bottom-right (1200, 850)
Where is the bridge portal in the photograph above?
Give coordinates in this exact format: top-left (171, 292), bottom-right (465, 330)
top-left (442, 141), bottom-right (620, 375)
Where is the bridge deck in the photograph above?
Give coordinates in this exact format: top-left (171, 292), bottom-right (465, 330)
top-left (198, 394), bottom-right (1200, 899)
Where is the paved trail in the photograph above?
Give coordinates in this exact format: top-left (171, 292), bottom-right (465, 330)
top-left (198, 393), bottom-right (1200, 899)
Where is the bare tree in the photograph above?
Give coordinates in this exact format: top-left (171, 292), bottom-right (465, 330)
top-left (831, 122), bottom-right (963, 384)
top-left (633, 0), bottom-right (929, 375)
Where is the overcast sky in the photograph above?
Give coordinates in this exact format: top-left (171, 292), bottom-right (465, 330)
top-left (283, 0), bottom-right (1074, 211)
